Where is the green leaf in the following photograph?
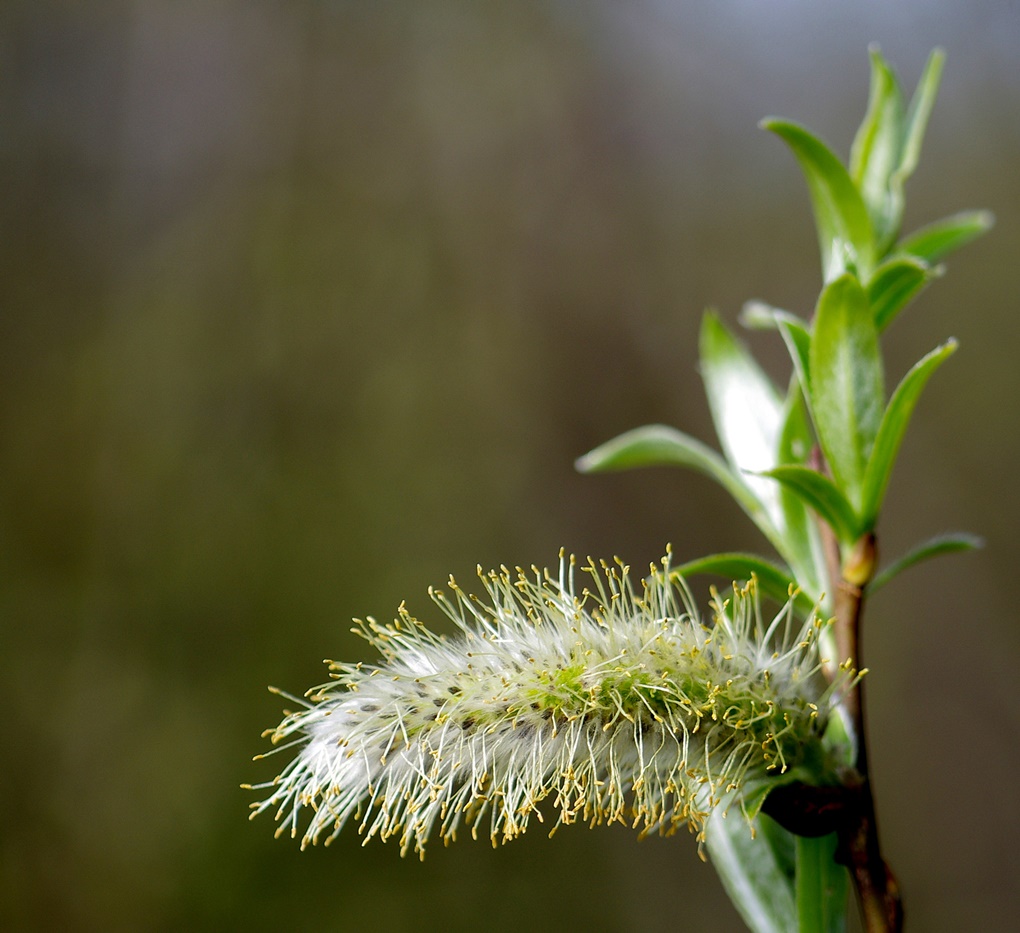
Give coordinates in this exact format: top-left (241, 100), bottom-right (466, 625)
top-left (700, 312), bottom-right (785, 522)
top-left (700, 311), bottom-right (825, 593)
top-left (898, 209), bottom-right (995, 264)
top-left (576, 425), bottom-right (785, 556)
top-left (777, 378), bottom-right (814, 468)
top-left (705, 811), bottom-right (797, 933)
top-left (776, 383), bottom-right (826, 596)
top-left (893, 48), bottom-right (945, 198)
top-left (850, 46), bottom-right (906, 254)
top-left (868, 255), bottom-right (936, 332)
top-left (808, 274), bottom-right (884, 508)
top-left (761, 465), bottom-right (861, 545)
top-left (762, 119), bottom-right (875, 282)
top-left (758, 810), bottom-right (796, 878)
top-left (739, 301), bottom-right (809, 334)
top-left (739, 301), bottom-right (812, 397)
top-left (577, 423), bottom-right (733, 476)
top-left (796, 833), bottom-right (849, 933)
top-left (869, 532), bottom-right (983, 594)
top-left (849, 47), bottom-right (945, 258)
top-left (773, 333), bottom-right (827, 592)
top-left (777, 316), bottom-right (812, 392)
top-left (821, 711), bottom-right (855, 769)
top-left (668, 552), bottom-right (815, 612)
top-left (859, 340), bottom-right (957, 527)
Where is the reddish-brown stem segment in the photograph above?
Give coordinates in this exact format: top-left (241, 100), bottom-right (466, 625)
top-left (829, 529), bottom-right (902, 932)
top-left (794, 446), bottom-right (902, 929)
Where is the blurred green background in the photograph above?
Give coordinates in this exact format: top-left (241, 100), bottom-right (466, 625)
top-left (2, 2), bottom-right (1018, 930)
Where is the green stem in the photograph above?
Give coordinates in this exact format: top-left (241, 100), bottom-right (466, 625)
top-left (796, 833), bottom-right (847, 933)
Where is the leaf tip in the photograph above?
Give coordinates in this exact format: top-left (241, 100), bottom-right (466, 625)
top-left (738, 301), bottom-right (771, 330)
top-left (866, 42), bottom-right (889, 71)
top-left (974, 209), bottom-right (996, 232)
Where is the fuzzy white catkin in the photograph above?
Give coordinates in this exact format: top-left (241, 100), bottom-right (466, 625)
top-left (247, 554), bottom-right (849, 857)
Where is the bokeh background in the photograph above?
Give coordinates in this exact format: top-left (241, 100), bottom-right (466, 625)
top-left (3, 2), bottom-right (1018, 930)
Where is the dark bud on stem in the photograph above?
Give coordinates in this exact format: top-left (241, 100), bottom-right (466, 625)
top-left (760, 781), bottom-right (853, 838)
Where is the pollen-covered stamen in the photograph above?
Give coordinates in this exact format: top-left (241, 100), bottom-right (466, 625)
top-left (247, 555), bottom-right (853, 857)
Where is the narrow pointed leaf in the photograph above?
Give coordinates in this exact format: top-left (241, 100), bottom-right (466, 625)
top-left (808, 274), bottom-right (884, 508)
top-left (761, 465), bottom-right (860, 545)
top-left (777, 384), bottom-right (826, 595)
top-left (739, 301), bottom-right (808, 334)
top-left (705, 811), bottom-right (797, 933)
top-left (577, 424), bottom-right (732, 476)
top-left (869, 47), bottom-right (945, 257)
top-left (576, 425), bottom-right (783, 553)
top-left (777, 316), bottom-right (812, 391)
top-left (739, 301), bottom-right (812, 396)
top-left (898, 209), bottom-right (995, 264)
top-left (894, 48), bottom-right (945, 191)
top-left (758, 809), bottom-right (796, 877)
top-left (850, 46), bottom-right (905, 253)
top-left (763, 119), bottom-right (875, 282)
top-left (778, 379), bottom-right (814, 468)
top-left (796, 833), bottom-right (849, 933)
top-left (868, 255), bottom-right (936, 332)
top-left (868, 532), bottom-right (983, 594)
top-left (860, 340), bottom-right (957, 527)
top-left (850, 46), bottom-right (902, 186)
top-left (702, 307), bottom-right (822, 591)
top-left (668, 552), bottom-right (815, 612)
top-left (700, 311), bottom-right (784, 526)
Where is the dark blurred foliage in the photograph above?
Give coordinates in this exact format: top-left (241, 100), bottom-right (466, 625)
top-left (1, 2), bottom-right (1018, 931)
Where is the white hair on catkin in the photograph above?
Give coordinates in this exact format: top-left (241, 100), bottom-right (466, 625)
top-left (246, 553), bottom-right (851, 857)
